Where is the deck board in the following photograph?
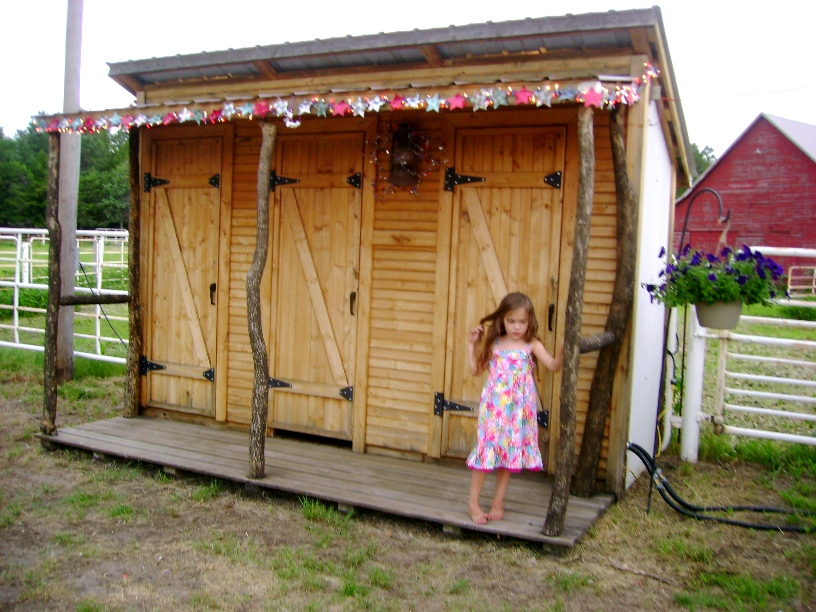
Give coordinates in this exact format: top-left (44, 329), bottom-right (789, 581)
top-left (39, 417), bottom-right (614, 547)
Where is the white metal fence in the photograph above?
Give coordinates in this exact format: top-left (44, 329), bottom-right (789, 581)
top-left (0, 228), bottom-right (129, 364)
top-left (679, 247), bottom-right (816, 460)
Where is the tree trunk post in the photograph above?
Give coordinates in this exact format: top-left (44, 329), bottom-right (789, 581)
top-left (543, 106), bottom-right (595, 536)
top-left (572, 106), bottom-right (639, 497)
top-left (247, 122), bottom-right (277, 479)
top-left (42, 132), bottom-right (62, 435)
top-left (124, 127), bottom-right (142, 418)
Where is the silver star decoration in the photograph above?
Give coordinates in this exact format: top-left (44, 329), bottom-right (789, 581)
top-left (273, 98), bottom-right (290, 117)
top-left (535, 88), bottom-right (552, 107)
top-left (298, 100), bottom-right (313, 115)
top-left (222, 103), bottom-right (236, 119)
top-left (314, 100), bottom-right (329, 117)
top-left (134, 115), bottom-right (148, 126)
top-left (178, 108), bottom-right (193, 122)
top-left (352, 97), bottom-right (367, 117)
top-left (404, 94), bottom-right (422, 109)
top-left (491, 88), bottom-right (508, 107)
top-left (426, 94), bottom-right (442, 112)
top-left (284, 116), bottom-right (302, 128)
top-left (469, 90), bottom-right (489, 111)
top-left (367, 96), bottom-right (386, 112)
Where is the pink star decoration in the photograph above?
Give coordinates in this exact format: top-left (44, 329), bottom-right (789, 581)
top-left (583, 87), bottom-right (604, 108)
top-left (389, 95), bottom-right (405, 110)
top-left (513, 86), bottom-right (534, 105)
top-left (447, 93), bottom-right (467, 110)
top-left (331, 100), bottom-right (350, 116)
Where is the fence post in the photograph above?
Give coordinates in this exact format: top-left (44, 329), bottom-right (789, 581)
top-left (682, 307), bottom-right (706, 462)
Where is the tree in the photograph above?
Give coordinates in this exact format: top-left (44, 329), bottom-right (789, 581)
top-left (0, 125), bottom-right (129, 229)
top-left (693, 143), bottom-right (716, 175)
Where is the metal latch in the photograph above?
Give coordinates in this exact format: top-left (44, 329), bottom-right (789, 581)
top-left (139, 356), bottom-right (166, 375)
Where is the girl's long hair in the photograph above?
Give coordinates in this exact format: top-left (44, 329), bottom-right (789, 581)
top-left (475, 292), bottom-right (540, 374)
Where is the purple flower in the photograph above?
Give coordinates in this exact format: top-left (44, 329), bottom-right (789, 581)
top-left (706, 253), bottom-right (718, 263)
top-left (682, 244), bottom-right (692, 256)
top-left (658, 246), bottom-right (666, 258)
top-left (737, 275), bottom-right (748, 285)
top-left (691, 253), bottom-right (702, 266)
top-left (756, 266), bottom-right (766, 280)
top-left (708, 273), bottom-right (717, 281)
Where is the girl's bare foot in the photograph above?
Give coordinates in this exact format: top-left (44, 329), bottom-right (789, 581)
top-left (468, 502), bottom-right (488, 525)
top-left (487, 506), bottom-right (504, 521)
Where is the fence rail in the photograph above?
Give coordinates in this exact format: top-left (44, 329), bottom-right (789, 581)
top-left (0, 228), bottom-right (129, 364)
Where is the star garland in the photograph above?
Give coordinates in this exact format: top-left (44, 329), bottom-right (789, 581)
top-left (33, 64), bottom-right (658, 134)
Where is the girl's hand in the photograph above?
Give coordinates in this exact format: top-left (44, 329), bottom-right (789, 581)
top-left (468, 325), bottom-right (484, 344)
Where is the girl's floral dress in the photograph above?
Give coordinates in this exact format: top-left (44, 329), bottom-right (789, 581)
top-left (467, 345), bottom-right (543, 472)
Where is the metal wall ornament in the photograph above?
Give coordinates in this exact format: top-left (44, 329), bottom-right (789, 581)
top-left (368, 122), bottom-right (447, 197)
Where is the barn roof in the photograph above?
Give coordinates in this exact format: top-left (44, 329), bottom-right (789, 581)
top-left (676, 113), bottom-right (816, 204)
top-left (764, 114), bottom-right (816, 164)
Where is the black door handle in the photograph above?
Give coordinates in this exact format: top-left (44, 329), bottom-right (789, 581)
top-left (210, 283), bottom-right (217, 305)
top-left (350, 291), bottom-right (357, 316)
top-left (548, 304), bottom-right (555, 331)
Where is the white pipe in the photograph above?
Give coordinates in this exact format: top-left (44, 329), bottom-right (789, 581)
top-left (740, 316), bottom-right (816, 329)
top-left (726, 388), bottom-right (816, 404)
top-left (681, 307), bottom-right (706, 462)
top-left (722, 425), bottom-right (816, 446)
top-left (724, 403), bottom-right (816, 422)
top-left (728, 353), bottom-right (816, 369)
top-left (750, 247), bottom-right (816, 258)
top-left (727, 371), bottom-right (816, 388)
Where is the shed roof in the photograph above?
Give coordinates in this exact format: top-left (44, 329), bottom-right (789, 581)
top-left (38, 7), bottom-right (694, 184)
top-left (107, 9), bottom-right (664, 94)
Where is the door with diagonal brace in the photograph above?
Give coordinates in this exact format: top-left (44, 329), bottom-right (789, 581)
top-left (142, 130), bottom-right (225, 416)
top-left (441, 126), bottom-right (567, 461)
top-left (269, 132), bottom-right (364, 440)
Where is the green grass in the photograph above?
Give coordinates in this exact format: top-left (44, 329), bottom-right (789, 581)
top-left (675, 571), bottom-right (801, 611)
top-left (191, 479), bottom-right (224, 502)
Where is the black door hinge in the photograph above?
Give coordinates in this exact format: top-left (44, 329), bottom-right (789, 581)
top-left (203, 368), bottom-right (214, 382)
top-left (143, 173), bottom-right (170, 192)
top-left (346, 173), bottom-right (362, 189)
top-left (537, 410), bottom-right (550, 428)
top-left (544, 171), bottom-right (562, 189)
top-left (139, 356), bottom-right (167, 376)
top-left (339, 386), bottom-right (354, 401)
top-left (268, 377), bottom-right (293, 388)
top-left (208, 174), bottom-right (220, 188)
top-left (444, 167), bottom-right (486, 192)
top-left (433, 392), bottom-right (475, 417)
top-left (269, 171), bottom-right (300, 191)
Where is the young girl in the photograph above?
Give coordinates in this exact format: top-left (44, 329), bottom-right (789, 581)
top-left (466, 292), bottom-right (564, 525)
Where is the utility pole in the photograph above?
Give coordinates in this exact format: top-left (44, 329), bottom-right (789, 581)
top-left (57, 0), bottom-right (83, 382)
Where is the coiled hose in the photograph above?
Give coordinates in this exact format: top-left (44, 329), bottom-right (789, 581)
top-left (627, 442), bottom-right (815, 533)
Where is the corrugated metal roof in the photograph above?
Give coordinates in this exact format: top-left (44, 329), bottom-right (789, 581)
top-left (107, 9), bottom-right (656, 92)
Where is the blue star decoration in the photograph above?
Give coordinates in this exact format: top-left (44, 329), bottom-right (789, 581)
top-left (314, 100), bottom-right (329, 117)
top-left (426, 94), bottom-right (442, 112)
top-left (491, 88), bottom-right (508, 107)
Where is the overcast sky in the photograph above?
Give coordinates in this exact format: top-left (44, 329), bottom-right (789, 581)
top-left (2, 0), bottom-right (813, 157)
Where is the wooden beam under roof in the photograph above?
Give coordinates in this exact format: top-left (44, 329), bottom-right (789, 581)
top-left (420, 45), bottom-right (444, 68)
top-left (253, 60), bottom-right (279, 80)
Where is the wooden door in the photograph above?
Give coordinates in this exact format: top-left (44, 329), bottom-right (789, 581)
top-left (143, 135), bottom-right (223, 416)
top-left (269, 132), bottom-right (364, 440)
top-left (441, 126), bottom-right (566, 460)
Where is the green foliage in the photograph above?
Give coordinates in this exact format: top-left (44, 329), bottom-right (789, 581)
top-left (0, 127), bottom-right (129, 229)
top-left (192, 479), bottom-right (223, 502)
top-left (644, 245), bottom-right (785, 307)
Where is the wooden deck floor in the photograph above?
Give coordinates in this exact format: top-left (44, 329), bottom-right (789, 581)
top-left (39, 417), bottom-right (614, 547)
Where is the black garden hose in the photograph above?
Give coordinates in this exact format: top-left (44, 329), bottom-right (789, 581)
top-left (627, 442), bottom-right (815, 533)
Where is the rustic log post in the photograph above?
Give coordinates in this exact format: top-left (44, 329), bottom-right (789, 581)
top-left (247, 122), bottom-right (277, 479)
top-left (125, 127), bottom-right (142, 418)
top-left (543, 106), bottom-right (595, 536)
top-left (572, 106), bottom-right (639, 497)
top-left (42, 133), bottom-right (62, 435)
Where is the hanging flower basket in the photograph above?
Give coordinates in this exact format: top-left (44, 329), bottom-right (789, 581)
top-left (694, 301), bottom-right (743, 330)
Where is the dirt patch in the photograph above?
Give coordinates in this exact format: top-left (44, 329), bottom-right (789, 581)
top-left (1, 385), bottom-right (814, 611)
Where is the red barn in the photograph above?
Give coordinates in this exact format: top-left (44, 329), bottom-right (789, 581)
top-left (674, 114), bottom-right (816, 279)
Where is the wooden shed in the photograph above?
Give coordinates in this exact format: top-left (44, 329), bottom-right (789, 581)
top-left (38, 7), bottom-right (693, 498)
